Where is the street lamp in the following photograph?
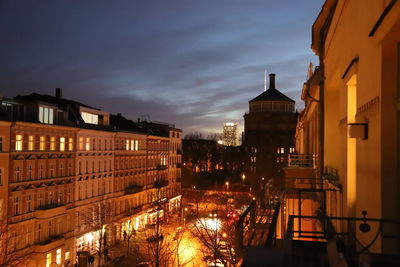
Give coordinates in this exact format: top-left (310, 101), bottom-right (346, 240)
top-left (242, 173), bottom-right (245, 182)
top-left (225, 181), bottom-right (229, 192)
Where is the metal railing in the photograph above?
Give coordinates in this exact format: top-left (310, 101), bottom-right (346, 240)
top-left (288, 154), bottom-right (317, 168)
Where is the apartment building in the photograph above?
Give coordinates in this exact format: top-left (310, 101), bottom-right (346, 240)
top-left (0, 90), bottom-right (182, 266)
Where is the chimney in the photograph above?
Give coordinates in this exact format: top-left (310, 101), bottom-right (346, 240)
top-left (56, 88), bottom-right (62, 98)
top-left (269, 73), bottom-right (276, 89)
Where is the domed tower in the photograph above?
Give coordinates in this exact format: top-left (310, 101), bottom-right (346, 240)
top-left (244, 73), bottom-right (297, 192)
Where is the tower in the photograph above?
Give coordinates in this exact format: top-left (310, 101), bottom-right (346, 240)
top-left (222, 122), bottom-right (238, 146)
top-left (243, 73), bottom-right (297, 192)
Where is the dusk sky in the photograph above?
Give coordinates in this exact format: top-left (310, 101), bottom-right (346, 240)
top-left (1, 0), bottom-right (324, 135)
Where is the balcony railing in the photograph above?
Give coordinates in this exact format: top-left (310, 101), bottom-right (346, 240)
top-left (37, 203), bottom-right (64, 210)
top-left (124, 184), bottom-right (143, 195)
top-left (153, 179), bottom-right (169, 188)
top-left (288, 154), bottom-right (317, 168)
top-left (36, 234), bottom-right (64, 246)
top-left (156, 165), bottom-right (167, 170)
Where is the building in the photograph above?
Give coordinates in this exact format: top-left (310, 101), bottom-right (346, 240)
top-left (243, 1), bottom-right (400, 266)
top-left (0, 89), bottom-right (182, 267)
top-left (243, 73), bottom-right (297, 192)
top-left (222, 122), bottom-right (238, 146)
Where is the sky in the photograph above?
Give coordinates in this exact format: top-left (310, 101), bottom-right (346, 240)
top-left (0, 0), bottom-right (324, 136)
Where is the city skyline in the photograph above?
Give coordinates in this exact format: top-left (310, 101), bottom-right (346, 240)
top-left (0, 0), bottom-right (324, 135)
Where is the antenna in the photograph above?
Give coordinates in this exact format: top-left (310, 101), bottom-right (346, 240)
top-left (264, 69), bottom-right (267, 91)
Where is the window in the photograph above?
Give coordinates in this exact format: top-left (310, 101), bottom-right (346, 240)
top-left (28, 165), bottom-right (32, 179)
top-left (126, 140), bottom-right (130, 150)
top-left (15, 135), bottom-right (22, 151)
top-left (39, 106), bottom-right (54, 124)
top-left (27, 195), bottom-right (32, 212)
top-left (130, 140), bottom-right (134, 151)
top-left (15, 166), bottom-right (20, 182)
top-left (40, 136), bottom-right (45, 151)
top-left (79, 137), bottom-right (83, 150)
top-left (28, 136), bottom-right (34, 151)
top-left (0, 136), bottom-right (3, 151)
top-left (85, 137), bottom-right (90, 151)
top-left (81, 111), bottom-right (98, 124)
top-left (65, 251), bottom-right (70, 261)
top-left (135, 140), bottom-right (139, 151)
top-left (289, 147), bottom-right (295, 153)
top-left (46, 252), bottom-right (52, 267)
top-left (14, 197), bottom-right (19, 215)
top-left (0, 168), bottom-right (2, 185)
top-left (60, 137), bottom-right (65, 151)
top-left (50, 137), bottom-right (55, 151)
top-left (56, 249), bottom-right (61, 265)
top-left (68, 138), bottom-right (73, 151)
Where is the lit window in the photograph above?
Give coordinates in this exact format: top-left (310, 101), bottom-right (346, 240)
top-left (289, 147), bottom-right (294, 153)
top-left (46, 252), bottom-right (52, 267)
top-left (15, 135), bottom-right (22, 151)
top-left (86, 138), bottom-right (90, 151)
top-left (60, 137), bottom-right (65, 151)
top-left (135, 140), bottom-right (139, 151)
top-left (56, 248), bottom-right (61, 265)
top-left (81, 111), bottom-right (98, 125)
top-left (39, 106), bottom-right (54, 124)
top-left (27, 135), bottom-right (34, 151)
top-left (130, 140), bottom-right (134, 151)
top-left (126, 140), bottom-right (129, 150)
top-left (281, 147), bottom-right (285, 154)
top-left (40, 136), bottom-right (45, 151)
top-left (65, 251), bottom-right (70, 260)
top-left (50, 137), bottom-right (55, 151)
top-left (68, 138), bottom-right (74, 151)
top-left (79, 137), bottom-right (83, 150)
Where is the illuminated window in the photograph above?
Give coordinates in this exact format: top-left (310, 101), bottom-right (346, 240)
top-left (56, 248), bottom-right (61, 265)
top-left (60, 137), bottom-right (65, 151)
top-left (280, 147), bottom-right (284, 154)
top-left (135, 140), bottom-right (139, 151)
top-left (81, 111), bottom-right (98, 124)
top-left (15, 135), bottom-right (22, 151)
top-left (40, 136), bottom-right (45, 151)
top-left (289, 147), bottom-right (294, 153)
top-left (28, 136), bottom-right (34, 151)
top-left (65, 250), bottom-right (70, 260)
top-left (79, 137), bottom-right (83, 150)
top-left (68, 138), bottom-right (73, 151)
top-left (39, 106), bottom-right (54, 124)
top-left (126, 140), bottom-right (130, 150)
top-left (46, 252), bottom-right (51, 267)
top-left (50, 137), bottom-right (55, 151)
top-left (86, 137), bottom-right (90, 151)
top-left (130, 140), bottom-right (134, 151)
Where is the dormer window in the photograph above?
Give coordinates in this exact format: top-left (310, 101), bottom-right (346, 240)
top-left (81, 111), bottom-right (98, 125)
top-left (39, 106), bottom-right (54, 124)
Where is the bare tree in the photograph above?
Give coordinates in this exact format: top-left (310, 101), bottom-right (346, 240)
top-left (190, 214), bottom-right (240, 267)
top-left (0, 223), bottom-right (31, 267)
top-left (77, 201), bottom-right (113, 267)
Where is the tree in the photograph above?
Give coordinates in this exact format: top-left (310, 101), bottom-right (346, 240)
top-left (77, 201), bottom-right (113, 267)
top-left (190, 213), bottom-right (240, 267)
top-left (0, 223), bottom-right (31, 267)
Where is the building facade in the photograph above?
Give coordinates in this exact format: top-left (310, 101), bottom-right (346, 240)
top-left (0, 90), bottom-right (182, 266)
top-left (243, 73), bottom-right (297, 192)
top-left (222, 122), bottom-right (238, 147)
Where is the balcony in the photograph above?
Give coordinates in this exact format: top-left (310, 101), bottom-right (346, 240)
top-left (124, 184), bottom-right (143, 195)
top-left (284, 154), bottom-right (318, 184)
top-left (176, 163), bottom-right (182, 168)
top-left (177, 149), bottom-right (182, 155)
top-left (153, 179), bottom-right (169, 188)
top-left (34, 234), bottom-right (65, 253)
top-left (35, 203), bottom-right (66, 219)
top-left (156, 164), bottom-right (167, 170)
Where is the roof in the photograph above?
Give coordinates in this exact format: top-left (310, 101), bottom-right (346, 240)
top-left (14, 93), bottom-right (98, 110)
top-left (249, 88), bottom-right (295, 103)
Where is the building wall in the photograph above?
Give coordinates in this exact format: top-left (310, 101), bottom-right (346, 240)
top-left (322, 0), bottom-right (400, 253)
